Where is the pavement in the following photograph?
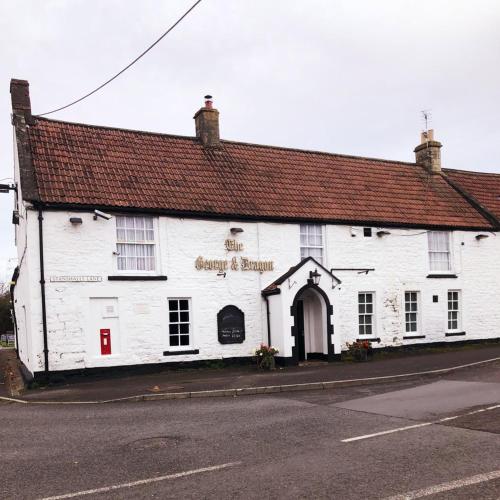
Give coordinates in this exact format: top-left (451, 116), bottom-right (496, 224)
top-left (10, 342), bottom-right (500, 403)
top-left (0, 360), bottom-right (499, 499)
top-left (0, 347), bottom-right (24, 397)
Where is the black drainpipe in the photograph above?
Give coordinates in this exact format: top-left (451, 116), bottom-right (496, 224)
top-left (38, 207), bottom-right (49, 379)
top-left (263, 294), bottom-right (271, 346)
top-left (9, 267), bottom-right (20, 358)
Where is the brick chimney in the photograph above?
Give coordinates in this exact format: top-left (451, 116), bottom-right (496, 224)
top-left (10, 79), bottom-right (32, 122)
top-left (414, 129), bottom-right (442, 174)
top-left (194, 95), bottom-right (220, 148)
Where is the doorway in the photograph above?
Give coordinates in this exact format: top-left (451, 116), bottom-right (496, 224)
top-left (291, 284), bottom-right (334, 364)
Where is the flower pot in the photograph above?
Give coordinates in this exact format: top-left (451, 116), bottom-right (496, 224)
top-left (353, 348), bottom-right (368, 362)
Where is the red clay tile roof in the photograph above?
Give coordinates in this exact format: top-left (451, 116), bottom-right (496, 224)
top-left (445, 168), bottom-right (500, 220)
top-left (25, 117), bottom-right (497, 229)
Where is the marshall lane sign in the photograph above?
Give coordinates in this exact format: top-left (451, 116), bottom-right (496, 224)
top-left (217, 305), bottom-right (245, 344)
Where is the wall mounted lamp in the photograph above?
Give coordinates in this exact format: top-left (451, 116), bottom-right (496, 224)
top-left (309, 268), bottom-right (321, 286)
top-left (230, 227), bottom-right (244, 235)
top-left (377, 230), bottom-right (391, 237)
top-left (475, 234), bottom-right (489, 240)
top-left (0, 183), bottom-right (17, 194)
top-left (70, 217), bottom-right (83, 225)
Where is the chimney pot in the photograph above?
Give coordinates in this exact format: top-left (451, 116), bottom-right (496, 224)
top-left (194, 94), bottom-right (220, 148)
top-left (414, 129), bottom-right (442, 174)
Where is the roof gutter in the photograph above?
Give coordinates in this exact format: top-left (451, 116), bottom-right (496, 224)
top-left (33, 202), bottom-right (497, 233)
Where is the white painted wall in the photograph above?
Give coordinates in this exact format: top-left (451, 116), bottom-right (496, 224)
top-left (12, 207), bottom-right (500, 376)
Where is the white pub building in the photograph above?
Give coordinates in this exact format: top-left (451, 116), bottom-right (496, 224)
top-left (8, 79), bottom-right (500, 381)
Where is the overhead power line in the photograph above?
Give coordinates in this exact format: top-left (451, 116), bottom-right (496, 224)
top-left (36, 0), bottom-right (203, 117)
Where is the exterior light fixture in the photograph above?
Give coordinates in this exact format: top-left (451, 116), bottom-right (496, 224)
top-left (475, 234), bottom-right (489, 240)
top-left (377, 230), bottom-right (391, 237)
top-left (0, 183), bottom-right (17, 194)
top-left (230, 227), bottom-right (244, 235)
top-left (309, 268), bottom-right (321, 286)
top-left (70, 217), bottom-right (83, 225)
top-left (12, 211), bottom-right (20, 225)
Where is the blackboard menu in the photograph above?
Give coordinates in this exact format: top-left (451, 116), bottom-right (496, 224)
top-left (217, 305), bottom-right (245, 344)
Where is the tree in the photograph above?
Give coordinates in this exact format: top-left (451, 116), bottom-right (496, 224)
top-left (0, 282), bottom-right (13, 333)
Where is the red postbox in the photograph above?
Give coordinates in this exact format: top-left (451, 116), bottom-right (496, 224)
top-left (100, 329), bottom-right (111, 355)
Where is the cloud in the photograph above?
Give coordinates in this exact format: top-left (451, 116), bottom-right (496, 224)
top-left (1, 0), bottom-right (499, 261)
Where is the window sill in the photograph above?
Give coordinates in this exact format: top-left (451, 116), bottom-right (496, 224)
top-left (108, 275), bottom-right (167, 281)
top-left (426, 274), bottom-right (457, 279)
top-left (356, 337), bottom-right (381, 343)
top-left (163, 349), bottom-right (199, 356)
top-left (403, 335), bottom-right (425, 340)
top-left (445, 331), bottom-right (466, 337)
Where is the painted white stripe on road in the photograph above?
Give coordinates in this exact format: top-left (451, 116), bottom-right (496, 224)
top-left (384, 469), bottom-right (500, 499)
top-left (37, 461), bottom-right (242, 500)
top-left (341, 422), bottom-right (434, 442)
top-left (341, 403), bottom-right (500, 443)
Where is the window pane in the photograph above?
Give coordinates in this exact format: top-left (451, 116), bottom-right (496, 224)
top-left (169, 298), bottom-right (191, 348)
top-left (300, 224), bottom-right (323, 264)
top-left (429, 232), bottom-right (451, 271)
top-left (115, 217), bottom-right (156, 271)
top-left (358, 292), bottom-right (375, 336)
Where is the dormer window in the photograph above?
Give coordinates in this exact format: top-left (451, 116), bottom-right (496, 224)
top-left (428, 231), bottom-right (451, 272)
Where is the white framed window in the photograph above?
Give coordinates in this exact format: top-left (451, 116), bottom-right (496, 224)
top-left (404, 291), bottom-right (420, 334)
top-left (116, 215), bottom-right (156, 272)
top-left (447, 290), bottom-right (461, 331)
top-left (300, 224), bottom-right (324, 264)
top-left (358, 292), bottom-right (375, 336)
top-left (428, 231), bottom-right (451, 272)
top-left (168, 298), bottom-right (191, 347)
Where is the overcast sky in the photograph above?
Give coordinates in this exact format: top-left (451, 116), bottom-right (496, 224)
top-left (1, 0), bottom-right (499, 281)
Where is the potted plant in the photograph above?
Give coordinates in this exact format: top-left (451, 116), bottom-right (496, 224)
top-left (253, 343), bottom-right (279, 370)
top-left (345, 340), bottom-right (373, 361)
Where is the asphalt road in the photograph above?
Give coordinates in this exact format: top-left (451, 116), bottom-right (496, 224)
top-left (1, 362), bottom-right (499, 500)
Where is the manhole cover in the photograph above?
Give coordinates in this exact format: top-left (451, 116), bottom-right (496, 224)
top-left (126, 436), bottom-right (184, 451)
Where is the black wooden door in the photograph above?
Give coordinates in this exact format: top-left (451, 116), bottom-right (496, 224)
top-left (296, 300), bottom-right (306, 361)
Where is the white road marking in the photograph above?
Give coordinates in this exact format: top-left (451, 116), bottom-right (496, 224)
top-left (37, 461), bottom-right (242, 500)
top-left (341, 422), bottom-right (434, 442)
top-left (384, 469), bottom-right (500, 499)
top-left (341, 403), bottom-right (500, 443)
